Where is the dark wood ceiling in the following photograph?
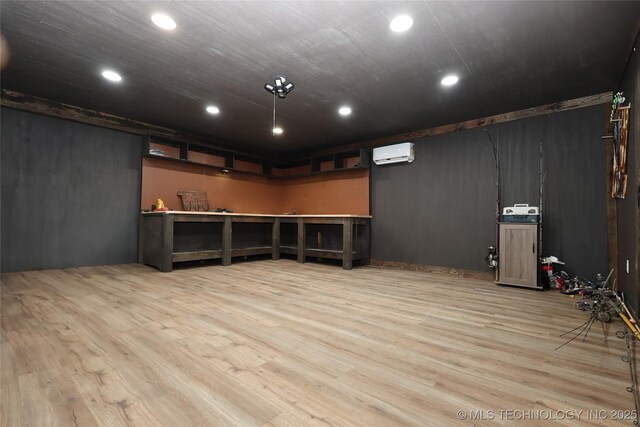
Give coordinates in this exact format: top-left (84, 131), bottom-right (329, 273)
top-left (1, 1), bottom-right (639, 155)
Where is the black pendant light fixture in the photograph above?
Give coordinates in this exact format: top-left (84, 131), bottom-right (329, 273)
top-left (265, 76), bottom-right (294, 135)
top-left (264, 76), bottom-right (294, 98)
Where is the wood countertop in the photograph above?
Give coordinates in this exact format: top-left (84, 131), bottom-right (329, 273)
top-left (141, 211), bottom-right (372, 218)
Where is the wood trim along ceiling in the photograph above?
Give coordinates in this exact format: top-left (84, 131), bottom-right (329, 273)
top-left (1, 89), bottom-right (611, 163)
top-left (294, 92), bottom-right (613, 160)
top-left (0, 89), bottom-right (271, 161)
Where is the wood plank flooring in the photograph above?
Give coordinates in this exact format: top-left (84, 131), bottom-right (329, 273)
top-left (1, 260), bottom-right (636, 426)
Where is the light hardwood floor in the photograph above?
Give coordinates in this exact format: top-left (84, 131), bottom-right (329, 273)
top-left (1, 260), bottom-right (636, 426)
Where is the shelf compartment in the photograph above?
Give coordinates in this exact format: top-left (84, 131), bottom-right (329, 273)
top-left (173, 250), bottom-right (223, 262)
top-left (187, 150), bottom-right (227, 167)
top-left (279, 245), bottom-right (298, 255)
top-left (305, 224), bottom-right (343, 250)
top-left (231, 246), bottom-right (272, 257)
top-left (280, 222), bottom-right (298, 247)
top-left (148, 141), bottom-right (183, 160)
top-left (231, 222), bottom-right (273, 258)
top-left (173, 222), bottom-right (223, 253)
top-left (271, 163), bottom-right (312, 178)
top-left (305, 248), bottom-right (343, 259)
top-left (234, 157), bottom-right (264, 175)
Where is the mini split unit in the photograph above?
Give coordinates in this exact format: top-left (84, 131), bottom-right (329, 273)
top-left (372, 142), bottom-right (415, 165)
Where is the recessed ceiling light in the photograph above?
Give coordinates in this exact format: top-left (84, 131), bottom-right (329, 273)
top-left (151, 13), bottom-right (176, 30)
top-left (338, 106), bottom-right (352, 116)
top-left (390, 15), bottom-right (413, 32)
top-left (206, 105), bottom-right (220, 114)
top-left (441, 74), bottom-right (459, 86)
top-left (272, 127), bottom-right (283, 135)
top-left (101, 70), bottom-right (122, 82)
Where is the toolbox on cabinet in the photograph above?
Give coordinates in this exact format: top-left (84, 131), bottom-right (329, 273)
top-left (501, 204), bottom-right (539, 223)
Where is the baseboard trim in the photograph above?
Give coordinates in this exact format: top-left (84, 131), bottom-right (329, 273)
top-left (369, 259), bottom-right (495, 282)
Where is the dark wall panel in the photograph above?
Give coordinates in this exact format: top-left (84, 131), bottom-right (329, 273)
top-left (372, 104), bottom-right (609, 279)
top-left (1, 107), bottom-right (142, 272)
top-left (371, 127), bottom-right (496, 271)
top-left (542, 106), bottom-right (608, 280)
top-left (615, 33), bottom-right (639, 313)
top-left (497, 116), bottom-right (546, 208)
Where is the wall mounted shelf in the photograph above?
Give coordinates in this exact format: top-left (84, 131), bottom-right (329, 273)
top-left (143, 135), bottom-right (370, 180)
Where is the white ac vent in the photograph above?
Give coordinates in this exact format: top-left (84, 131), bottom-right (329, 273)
top-left (372, 142), bottom-right (415, 165)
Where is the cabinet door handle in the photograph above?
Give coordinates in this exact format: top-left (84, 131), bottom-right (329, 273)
top-left (532, 243), bottom-right (535, 253)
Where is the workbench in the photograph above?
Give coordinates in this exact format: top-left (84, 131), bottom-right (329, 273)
top-left (139, 211), bottom-right (371, 272)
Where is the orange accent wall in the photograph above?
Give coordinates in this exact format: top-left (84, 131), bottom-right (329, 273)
top-left (141, 158), bottom-right (370, 215)
top-left (141, 158), bottom-right (281, 214)
top-left (279, 170), bottom-right (369, 215)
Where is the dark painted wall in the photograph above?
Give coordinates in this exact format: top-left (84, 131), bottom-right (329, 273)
top-left (371, 127), bottom-right (496, 270)
top-left (615, 33), bottom-right (640, 313)
top-left (1, 107), bottom-right (142, 272)
top-left (371, 104), bottom-right (609, 280)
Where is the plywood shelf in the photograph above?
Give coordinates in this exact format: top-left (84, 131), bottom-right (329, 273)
top-left (144, 135), bottom-right (369, 180)
top-left (173, 250), bottom-right (223, 262)
top-left (271, 165), bottom-right (368, 179)
top-left (144, 153), bottom-right (269, 179)
top-left (231, 247), bottom-right (273, 257)
top-left (305, 248), bottom-right (343, 259)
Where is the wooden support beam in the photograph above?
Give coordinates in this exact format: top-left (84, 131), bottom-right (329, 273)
top-left (160, 214), bottom-right (174, 272)
top-left (0, 89), bottom-right (272, 161)
top-left (297, 217), bottom-right (305, 264)
top-left (342, 217), bottom-right (353, 270)
top-left (272, 218), bottom-right (280, 261)
top-left (2, 89), bottom-right (612, 166)
top-left (289, 92), bottom-right (613, 161)
top-left (222, 216), bottom-right (232, 266)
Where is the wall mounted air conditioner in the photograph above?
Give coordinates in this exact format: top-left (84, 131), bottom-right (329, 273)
top-left (372, 142), bottom-right (415, 165)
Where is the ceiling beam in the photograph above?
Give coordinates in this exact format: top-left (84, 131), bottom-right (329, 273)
top-left (0, 89), bottom-right (274, 161)
top-left (2, 89), bottom-right (613, 163)
top-left (287, 92), bottom-right (613, 161)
